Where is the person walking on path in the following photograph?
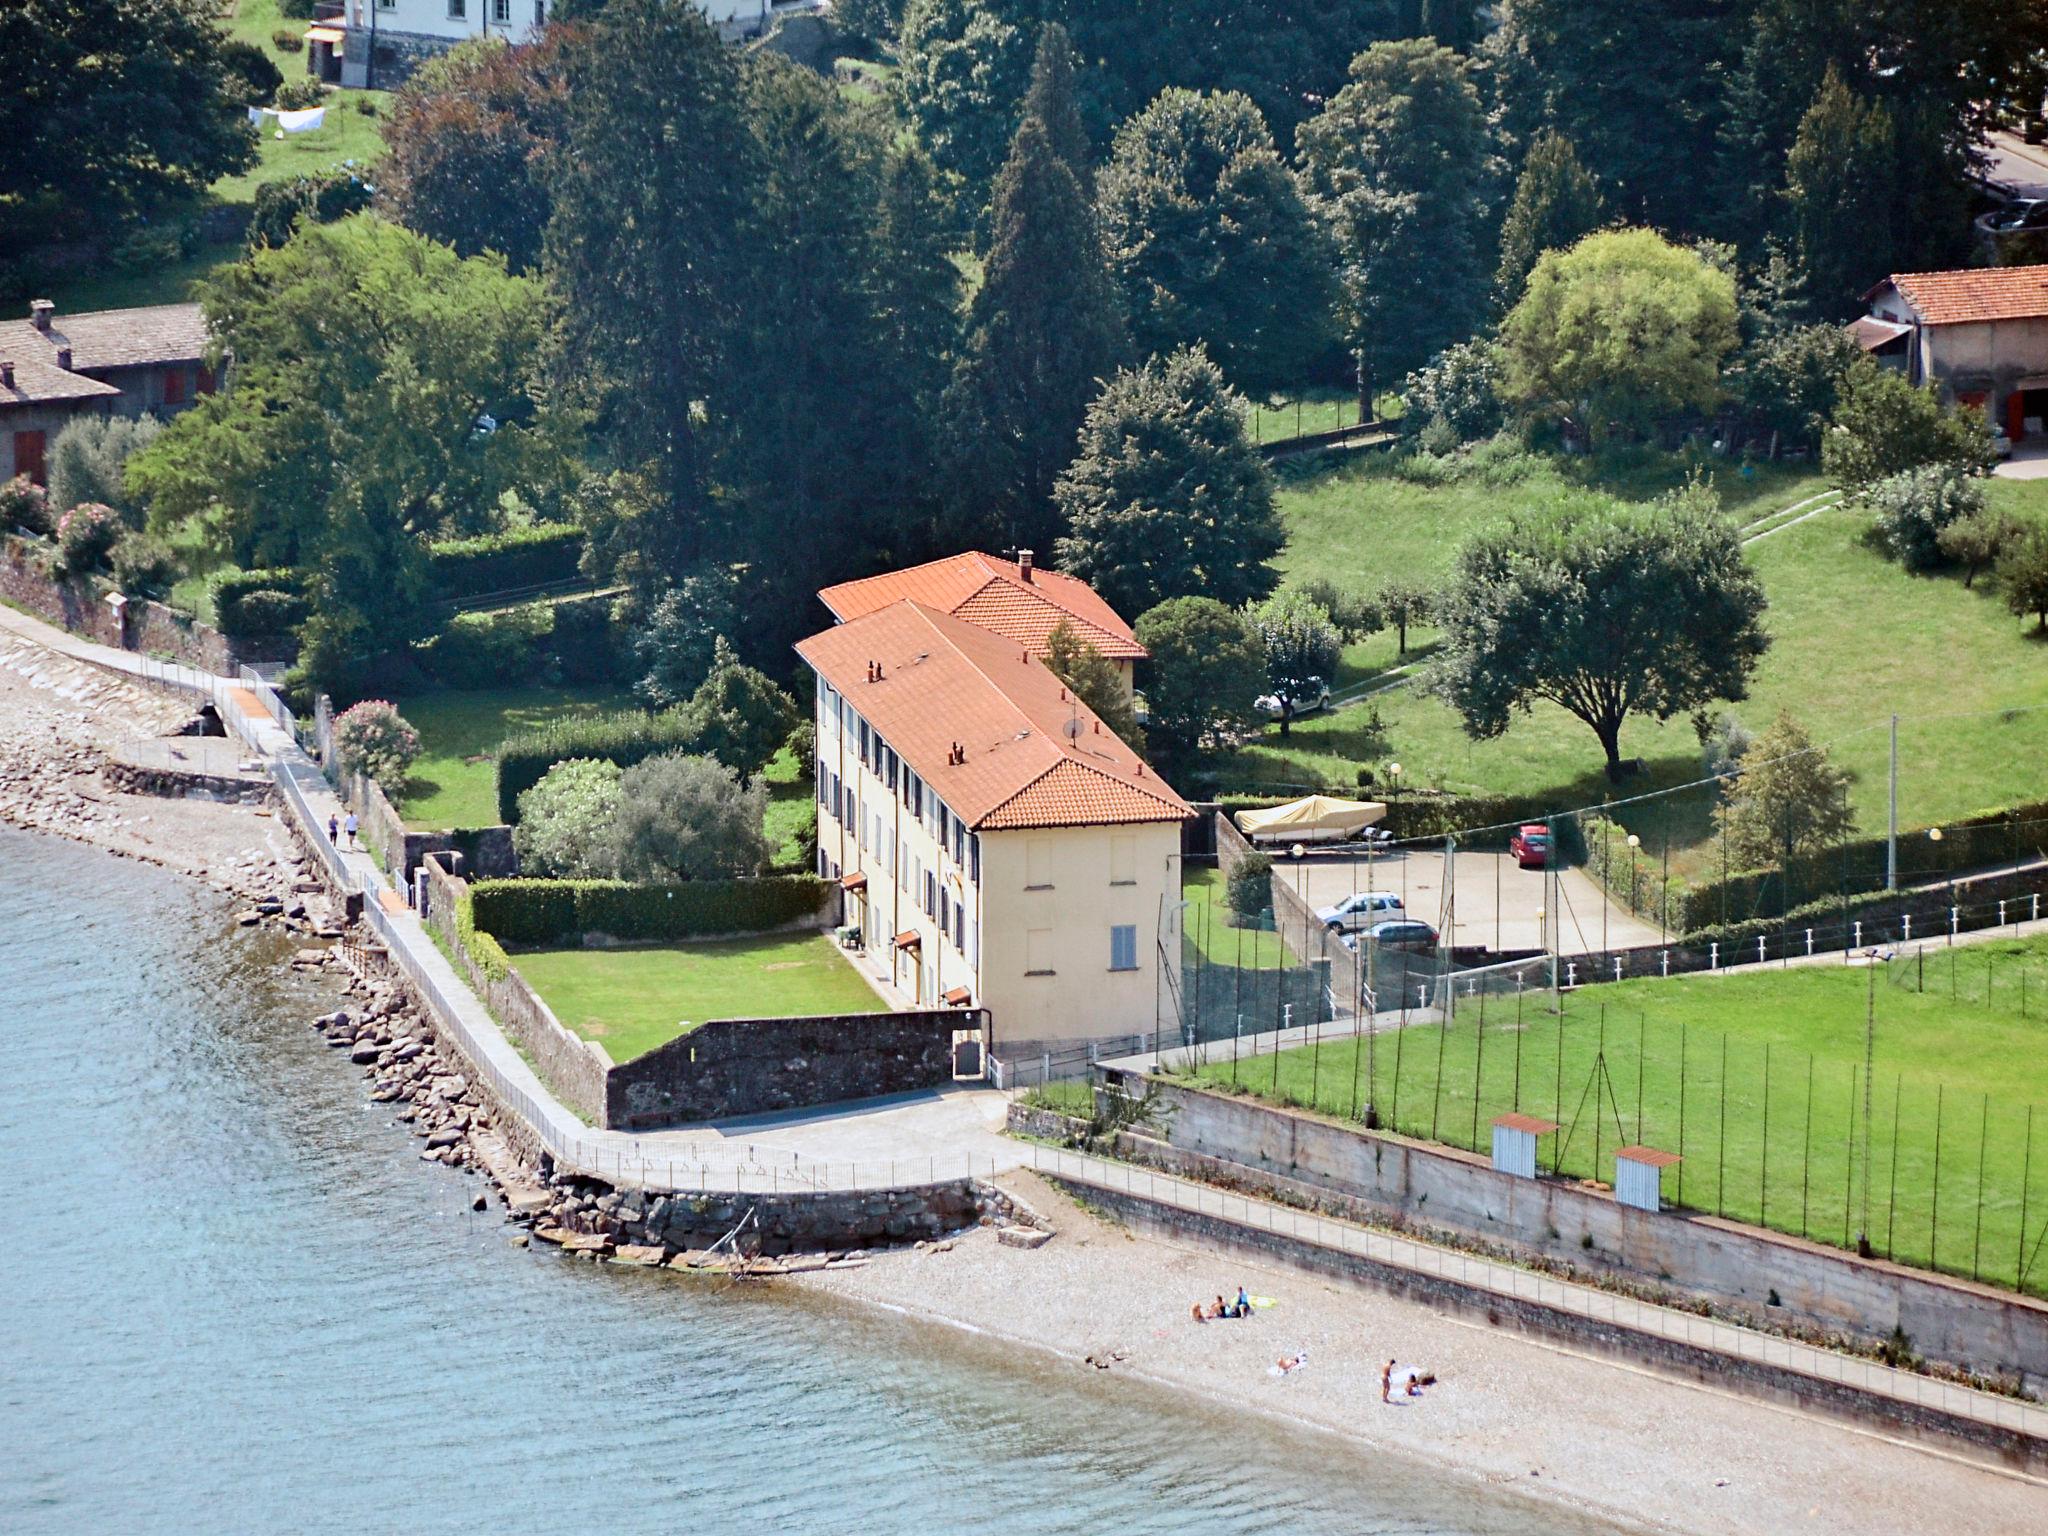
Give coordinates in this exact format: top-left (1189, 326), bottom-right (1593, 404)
top-left (327, 813), bottom-right (339, 844)
top-left (344, 811), bottom-right (358, 849)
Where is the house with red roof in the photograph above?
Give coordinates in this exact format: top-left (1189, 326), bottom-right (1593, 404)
top-left (797, 559), bottom-right (1187, 1056)
top-left (1856, 266), bottom-right (2048, 443)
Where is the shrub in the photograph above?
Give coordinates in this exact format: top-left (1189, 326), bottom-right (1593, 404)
top-left (544, 592), bottom-right (628, 685)
top-left (513, 758), bottom-right (623, 878)
top-left (218, 38), bottom-right (285, 108)
top-left (611, 752), bottom-right (771, 881)
top-left (331, 700), bottom-right (422, 786)
top-left (1401, 339), bottom-right (1507, 444)
top-left (1226, 851), bottom-right (1273, 919)
top-left (110, 533), bottom-right (179, 599)
top-left (245, 169), bottom-right (374, 251)
top-left (424, 601), bottom-right (555, 688)
top-left (47, 413), bottom-right (160, 524)
top-left (354, 95), bottom-right (377, 117)
top-left (785, 718), bottom-right (816, 772)
top-left (497, 706), bottom-right (704, 823)
top-left (271, 28), bottom-right (304, 53)
top-left (275, 0), bottom-right (316, 17)
top-left (53, 503), bottom-right (126, 577)
top-left (470, 875), bottom-right (828, 947)
top-left (426, 523), bottom-right (584, 600)
top-left (212, 568), bottom-right (309, 638)
top-left (677, 636), bottom-right (798, 778)
top-left (1862, 463), bottom-right (1985, 572)
top-left (2002, 522), bottom-right (2048, 632)
top-left (274, 76), bottom-right (325, 108)
top-left (0, 476), bottom-right (52, 537)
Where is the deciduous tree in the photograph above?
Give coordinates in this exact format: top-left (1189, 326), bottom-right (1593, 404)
top-left (1821, 357), bottom-right (1994, 493)
top-left (1501, 228), bottom-right (1737, 442)
top-left (1133, 596), bottom-right (1267, 758)
top-left (1098, 89), bottom-right (1334, 396)
top-left (1712, 709), bottom-right (1855, 868)
top-left (1297, 39), bottom-right (1494, 399)
top-left (2000, 523), bottom-right (2048, 632)
top-left (1938, 506), bottom-right (2023, 590)
top-left (1053, 347), bottom-right (1280, 619)
top-left (1247, 587), bottom-right (1341, 734)
top-left (895, 0), bottom-right (1033, 213)
top-left (611, 752), bottom-right (771, 881)
top-left (514, 758), bottom-right (625, 877)
top-left (1429, 488), bottom-right (1770, 779)
top-left (1044, 620), bottom-right (1142, 749)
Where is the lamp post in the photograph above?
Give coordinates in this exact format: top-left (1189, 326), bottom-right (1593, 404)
top-left (1290, 842), bottom-right (1307, 902)
top-left (1626, 832), bottom-right (1642, 935)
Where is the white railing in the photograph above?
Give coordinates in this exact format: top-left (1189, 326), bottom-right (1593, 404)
top-left (1026, 1144), bottom-right (2048, 1442)
top-left (237, 663), bottom-right (296, 735)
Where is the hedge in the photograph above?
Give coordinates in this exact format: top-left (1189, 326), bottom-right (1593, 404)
top-left (212, 567), bottom-right (308, 639)
top-left (468, 875), bottom-right (829, 947)
top-left (428, 524), bottom-right (584, 601)
top-left (496, 707), bottom-right (702, 823)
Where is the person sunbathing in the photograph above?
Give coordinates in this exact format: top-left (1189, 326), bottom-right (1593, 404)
top-left (1274, 1348), bottom-right (1308, 1374)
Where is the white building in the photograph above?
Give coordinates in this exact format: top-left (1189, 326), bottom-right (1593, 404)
top-left (797, 588), bottom-right (1189, 1060)
top-left (1854, 266), bottom-right (2048, 444)
top-left (335, 0), bottom-right (775, 88)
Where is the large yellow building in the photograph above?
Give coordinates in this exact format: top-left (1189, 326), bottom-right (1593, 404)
top-left (797, 556), bottom-right (1189, 1057)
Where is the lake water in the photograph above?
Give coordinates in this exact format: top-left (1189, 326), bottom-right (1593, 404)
top-left (0, 828), bottom-right (1619, 1535)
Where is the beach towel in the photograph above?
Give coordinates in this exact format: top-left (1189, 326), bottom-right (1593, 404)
top-left (1248, 1295), bottom-right (1277, 1310)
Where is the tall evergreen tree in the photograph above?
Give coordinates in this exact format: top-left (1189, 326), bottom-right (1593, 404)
top-left (718, 58), bottom-right (896, 661)
top-left (1485, 0), bottom-right (1735, 235)
top-left (1022, 22), bottom-right (1092, 192)
top-left (942, 117), bottom-right (1127, 554)
top-left (1783, 67), bottom-right (1899, 316)
top-left (545, 0), bottom-right (757, 580)
top-left (1297, 39), bottom-right (1493, 404)
top-left (1098, 89), bottom-right (1335, 395)
top-left (1493, 130), bottom-right (1603, 310)
top-left (1420, 0), bottom-right (1477, 51)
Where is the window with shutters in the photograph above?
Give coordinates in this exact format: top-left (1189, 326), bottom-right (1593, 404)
top-left (162, 367), bottom-right (187, 406)
top-left (12, 430), bottom-right (46, 486)
top-left (1110, 925), bottom-right (1138, 972)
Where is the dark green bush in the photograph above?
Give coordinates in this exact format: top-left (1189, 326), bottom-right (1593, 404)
top-left (496, 707), bottom-right (704, 823)
top-left (246, 169), bottom-right (374, 251)
top-left (275, 0), bottom-right (316, 16)
top-left (110, 533), bottom-right (179, 599)
top-left (271, 28), bottom-right (303, 52)
top-left (213, 568), bottom-right (309, 637)
top-left (469, 875), bottom-right (829, 946)
top-left (545, 592), bottom-right (628, 684)
top-left (428, 524), bottom-right (584, 601)
top-left (423, 602), bottom-right (554, 688)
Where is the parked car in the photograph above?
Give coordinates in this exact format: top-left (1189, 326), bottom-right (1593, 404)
top-left (1509, 824), bottom-right (1551, 869)
top-left (1255, 677), bottom-right (1331, 718)
top-left (1316, 890), bottom-right (1405, 932)
top-left (1357, 918), bottom-right (1437, 955)
top-left (1986, 199), bottom-right (2048, 234)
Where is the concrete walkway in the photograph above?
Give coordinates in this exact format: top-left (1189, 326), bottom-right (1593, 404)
top-left (0, 603), bottom-right (1021, 1194)
top-left (1026, 1143), bottom-right (2048, 1454)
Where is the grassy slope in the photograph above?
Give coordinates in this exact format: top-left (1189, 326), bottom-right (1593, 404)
top-left (1187, 934), bottom-right (2048, 1292)
top-left (1182, 868), bottom-right (1295, 970)
top-left (392, 687), bottom-right (637, 830)
top-left (50, 0), bottom-right (389, 314)
top-left (517, 934), bottom-right (882, 1061)
top-left (1235, 452), bottom-right (2048, 861)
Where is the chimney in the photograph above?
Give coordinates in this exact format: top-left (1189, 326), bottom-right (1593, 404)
top-left (1, 361), bottom-right (12, 389)
top-left (1017, 548), bottom-right (1034, 583)
top-left (29, 299), bottom-right (53, 331)
top-left (55, 347), bottom-right (71, 371)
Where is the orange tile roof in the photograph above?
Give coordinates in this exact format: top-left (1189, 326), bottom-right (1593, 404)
top-left (818, 551), bottom-right (1146, 661)
top-left (1877, 267), bottom-right (2048, 326)
top-left (796, 601), bottom-right (1189, 833)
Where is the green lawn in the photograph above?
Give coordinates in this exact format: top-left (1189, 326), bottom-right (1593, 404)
top-left (1181, 868), bottom-right (1296, 970)
top-left (1229, 449), bottom-right (2048, 865)
top-left (761, 745), bottom-right (817, 871)
top-left (392, 687), bottom-right (636, 830)
top-left (1185, 934), bottom-right (2048, 1293)
top-left (516, 933), bottom-right (883, 1061)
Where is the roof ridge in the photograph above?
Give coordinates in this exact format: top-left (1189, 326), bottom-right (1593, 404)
top-left (982, 754), bottom-right (1185, 825)
top-left (900, 600), bottom-right (1044, 749)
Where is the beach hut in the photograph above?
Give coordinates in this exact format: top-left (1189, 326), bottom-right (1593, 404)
top-left (1490, 1113), bottom-right (1558, 1179)
top-left (1614, 1146), bottom-right (1683, 1212)
top-left (1236, 794), bottom-right (1388, 845)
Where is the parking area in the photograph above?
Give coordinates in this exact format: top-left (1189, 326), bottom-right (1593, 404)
top-left (1274, 848), bottom-right (1669, 957)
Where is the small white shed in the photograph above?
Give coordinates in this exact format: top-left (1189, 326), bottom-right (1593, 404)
top-left (1614, 1145), bottom-right (1683, 1213)
top-left (1490, 1113), bottom-right (1558, 1180)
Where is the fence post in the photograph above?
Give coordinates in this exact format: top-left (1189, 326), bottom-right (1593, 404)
top-left (1931, 1083), bottom-right (1945, 1270)
top-left (1853, 920), bottom-right (1862, 950)
top-left (1903, 914), bottom-right (1912, 943)
top-left (1661, 949), bottom-right (1670, 977)
top-left (1757, 935), bottom-right (1766, 965)
top-left (1709, 942), bottom-right (1719, 972)
top-left (1950, 906), bottom-right (1959, 943)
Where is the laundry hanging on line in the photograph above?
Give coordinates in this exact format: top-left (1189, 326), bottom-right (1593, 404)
top-left (247, 106), bottom-right (328, 133)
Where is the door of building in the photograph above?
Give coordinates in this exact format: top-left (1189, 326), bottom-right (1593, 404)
top-left (12, 429), bottom-right (46, 485)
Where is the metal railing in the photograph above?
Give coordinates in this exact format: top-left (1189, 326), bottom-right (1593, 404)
top-left (1026, 1143), bottom-right (2048, 1441)
top-left (236, 663), bottom-right (296, 735)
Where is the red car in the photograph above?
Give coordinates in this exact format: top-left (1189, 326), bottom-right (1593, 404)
top-left (1510, 824), bottom-right (1550, 869)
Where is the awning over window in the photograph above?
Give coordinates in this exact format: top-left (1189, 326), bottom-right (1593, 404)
top-left (894, 929), bottom-right (921, 951)
top-left (943, 986), bottom-right (973, 1006)
top-left (305, 25), bottom-right (346, 42)
top-left (840, 871), bottom-right (868, 892)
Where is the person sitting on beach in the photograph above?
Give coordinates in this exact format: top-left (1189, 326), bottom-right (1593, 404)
top-left (1405, 1372), bottom-right (1424, 1397)
top-left (1191, 1300), bottom-right (1206, 1323)
top-left (1208, 1296), bottom-right (1228, 1320)
top-left (1233, 1286), bottom-right (1250, 1318)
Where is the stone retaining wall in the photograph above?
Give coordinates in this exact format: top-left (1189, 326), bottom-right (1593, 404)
top-left (345, 770), bottom-right (515, 884)
top-left (2, 533), bottom-right (239, 672)
top-left (607, 1007), bottom-right (979, 1130)
top-left (1062, 1177), bottom-right (2046, 1474)
top-left (1107, 1073), bottom-right (2048, 1394)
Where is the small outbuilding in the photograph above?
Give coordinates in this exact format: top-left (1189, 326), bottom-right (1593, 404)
top-left (1854, 266), bottom-right (2048, 442)
top-left (1614, 1145), bottom-right (1683, 1213)
top-left (1490, 1113), bottom-right (1559, 1180)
